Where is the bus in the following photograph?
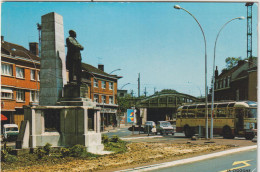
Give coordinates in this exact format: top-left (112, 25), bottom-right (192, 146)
top-left (176, 101), bottom-right (257, 140)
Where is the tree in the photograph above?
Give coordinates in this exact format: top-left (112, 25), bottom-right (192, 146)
top-left (225, 57), bottom-right (242, 70)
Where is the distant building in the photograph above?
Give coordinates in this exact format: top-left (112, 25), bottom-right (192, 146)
top-left (117, 89), bottom-right (128, 97)
top-left (1, 37), bottom-right (40, 128)
top-left (82, 64), bottom-right (122, 127)
top-left (214, 58), bottom-right (257, 102)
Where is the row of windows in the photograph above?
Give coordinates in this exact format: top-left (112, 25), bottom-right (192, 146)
top-left (1, 87), bottom-right (39, 102)
top-left (94, 79), bottom-right (113, 90)
top-left (178, 108), bottom-right (234, 118)
top-left (215, 76), bottom-right (230, 89)
top-left (93, 94), bottom-right (114, 104)
top-left (1, 63), bottom-right (39, 81)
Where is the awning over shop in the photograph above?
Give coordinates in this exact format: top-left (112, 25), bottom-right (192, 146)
top-left (1, 114), bottom-right (8, 121)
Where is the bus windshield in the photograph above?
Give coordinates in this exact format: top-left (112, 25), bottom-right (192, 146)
top-left (247, 108), bottom-right (257, 118)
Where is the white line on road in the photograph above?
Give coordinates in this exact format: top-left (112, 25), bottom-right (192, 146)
top-left (116, 145), bottom-right (257, 172)
top-left (121, 136), bottom-right (162, 140)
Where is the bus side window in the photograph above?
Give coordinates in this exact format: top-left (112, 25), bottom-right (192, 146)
top-left (228, 108), bottom-right (234, 118)
top-left (177, 111), bottom-right (181, 118)
top-left (217, 108), bottom-right (226, 118)
top-left (197, 109), bottom-right (204, 118)
top-left (181, 110), bottom-right (186, 118)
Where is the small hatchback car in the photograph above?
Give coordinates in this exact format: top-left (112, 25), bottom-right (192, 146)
top-left (156, 121), bottom-right (174, 135)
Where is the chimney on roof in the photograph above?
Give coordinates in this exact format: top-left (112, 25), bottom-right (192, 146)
top-left (215, 66), bottom-right (218, 78)
top-left (1, 36), bottom-right (4, 42)
top-left (29, 42), bottom-right (39, 56)
top-left (98, 64), bottom-right (104, 71)
top-left (237, 60), bottom-right (245, 66)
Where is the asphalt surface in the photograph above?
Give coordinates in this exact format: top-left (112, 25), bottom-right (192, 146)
top-left (156, 148), bottom-right (257, 172)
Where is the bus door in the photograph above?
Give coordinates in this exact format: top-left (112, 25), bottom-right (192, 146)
top-left (235, 109), bottom-right (244, 133)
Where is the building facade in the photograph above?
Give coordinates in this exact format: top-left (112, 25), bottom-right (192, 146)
top-left (82, 63), bottom-right (121, 128)
top-left (1, 38), bottom-right (40, 128)
top-left (214, 58), bottom-right (257, 102)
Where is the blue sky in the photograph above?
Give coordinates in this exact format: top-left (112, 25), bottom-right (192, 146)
top-left (1, 2), bottom-right (258, 97)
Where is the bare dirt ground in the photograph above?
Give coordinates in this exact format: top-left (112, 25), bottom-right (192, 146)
top-left (4, 136), bottom-right (256, 172)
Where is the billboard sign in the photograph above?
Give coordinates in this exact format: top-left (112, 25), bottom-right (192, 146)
top-left (127, 109), bottom-right (134, 123)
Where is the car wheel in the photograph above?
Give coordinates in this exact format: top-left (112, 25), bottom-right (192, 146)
top-left (245, 133), bottom-right (255, 140)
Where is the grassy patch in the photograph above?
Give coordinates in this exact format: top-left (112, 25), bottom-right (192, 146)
top-left (103, 135), bottom-right (128, 154)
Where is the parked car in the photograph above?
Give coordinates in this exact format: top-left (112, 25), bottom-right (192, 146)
top-left (156, 121), bottom-right (174, 135)
top-left (144, 121), bottom-right (156, 133)
top-left (2, 124), bottom-right (19, 141)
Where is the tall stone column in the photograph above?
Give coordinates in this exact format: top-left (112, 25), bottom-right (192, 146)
top-left (39, 12), bottom-right (66, 105)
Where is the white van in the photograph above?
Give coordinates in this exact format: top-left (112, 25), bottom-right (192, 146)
top-left (2, 124), bottom-right (19, 141)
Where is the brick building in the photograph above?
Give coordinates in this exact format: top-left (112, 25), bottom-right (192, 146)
top-left (1, 38), bottom-right (121, 129)
top-left (214, 58), bottom-right (257, 101)
top-left (1, 37), bottom-right (40, 128)
top-left (82, 63), bottom-right (121, 128)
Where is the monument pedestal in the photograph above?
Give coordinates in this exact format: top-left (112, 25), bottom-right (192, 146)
top-left (16, 84), bottom-right (104, 154)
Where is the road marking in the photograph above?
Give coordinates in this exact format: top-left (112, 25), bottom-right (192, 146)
top-left (252, 168), bottom-right (256, 172)
top-left (116, 146), bottom-right (256, 172)
top-left (219, 160), bottom-right (252, 172)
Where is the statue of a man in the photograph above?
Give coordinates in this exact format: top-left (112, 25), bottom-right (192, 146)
top-left (66, 30), bottom-right (84, 85)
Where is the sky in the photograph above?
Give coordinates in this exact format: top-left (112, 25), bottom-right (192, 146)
top-left (1, 2), bottom-right (258, 97)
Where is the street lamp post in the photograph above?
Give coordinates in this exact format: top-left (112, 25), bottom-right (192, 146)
top-left (11, 48), bottom-right (39, 104)
top-left (210, 16), bottom-right (244, 139)
top-left (109, 68), bottom-right (121, 74)
top-left (174, 5), bottom-right (209, 139)
top-left (120, 83), bottom-right (130, 90)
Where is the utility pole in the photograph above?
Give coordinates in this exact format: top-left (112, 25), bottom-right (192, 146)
top-left (154, 87), bottom-right (156, 94)
top-left (144, 87), bottom-right (147, 97)
top-left (130, 90), bottom-right (134, 97)
top-left (138, 73), bottom-right (140, 97)
top-left (245, 2), bottom-right (254, 58)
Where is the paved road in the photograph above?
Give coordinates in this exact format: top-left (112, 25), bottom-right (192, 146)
top-left (103, 127), bottom-right (185, 139)
top-left (103, 127), bottom-right (132, 138)
top-left (156, 149), bottom-right (256, 172)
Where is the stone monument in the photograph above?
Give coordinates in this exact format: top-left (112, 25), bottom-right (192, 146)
top-left (16, 12), bottom-right (104, 154)
top-left (39, 12), bottom-right (66, 106)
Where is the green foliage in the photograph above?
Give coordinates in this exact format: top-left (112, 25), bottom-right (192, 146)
top-left (69, 144), bottom-right (86, 157)
top-left (60, 147), bottom-right (70, 157)
top-left (1, 146), bottom-right (17, 162)
top-left (110, 135), bottom-right (120, 143)
top-left (43, 143), bottom-right (52, 155)
top-left (1, 149), bottom-right (8, 162)
top-left (36, 147), bottom-right (46, 159)
top-left (104, 140), bottom-right (127, 154)
top-left (117, 94), bottom-right (134, 113)
top-left (102, 135), bottom-right (109, 144)
top-left (225, 57), bottom-right (242, 70)
top-left (4, 154), bottom-right (18, 162)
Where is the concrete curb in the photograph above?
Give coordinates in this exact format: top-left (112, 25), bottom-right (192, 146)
top-left (121, 136), bottom-right (163, 140)
top-left (116, 145), bottom-right (257, 172)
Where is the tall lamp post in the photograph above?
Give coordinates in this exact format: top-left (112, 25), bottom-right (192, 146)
top-left (210, 16), bottom-right (244, 139)
top-left (109, 68), bottom-right (121, 74)
top-left (174, 5), bottom-right (209, 139)
top-left (120, 83), bottom-right (130, 90)
top-left (11, 48), bottom-right (39, 104)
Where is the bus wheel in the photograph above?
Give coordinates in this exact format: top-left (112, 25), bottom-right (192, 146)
top-left (184, 126), bottom-right (193, 138)
top-left (222, 126), bottom-right (234, 139)
top-left (245, 133), bottom-right (255, 140)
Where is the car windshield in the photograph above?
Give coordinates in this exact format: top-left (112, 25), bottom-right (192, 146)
top-left (161, 122), bottom-right (171, 127)
top-left (246, 108), bottom-right (257, 118)
top-left (6, 127), bottom-right (18, 131)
